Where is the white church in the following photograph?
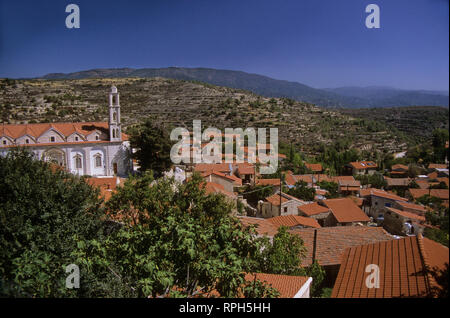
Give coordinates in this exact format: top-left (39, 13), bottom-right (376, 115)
top-left (0, 86), bottom-right (132, 177)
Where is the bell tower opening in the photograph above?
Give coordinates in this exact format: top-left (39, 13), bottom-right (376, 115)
top-left (108, 85), bottom-right (121, 142)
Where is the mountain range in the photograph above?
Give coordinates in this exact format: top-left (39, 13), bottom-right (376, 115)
top-left (40, 67), bottom-right (449, 108)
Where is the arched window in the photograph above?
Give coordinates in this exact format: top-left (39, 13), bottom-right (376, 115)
top-left (94, 154), bottom-right (102, 168)
top-left (116, 128), bottom-right (119, 138)
top-left (113, 112), bottom-right (117, 121)
top-left (74, 155), bottom-right (82, 169)
top-left (112, 129), bottom-right (116, 138)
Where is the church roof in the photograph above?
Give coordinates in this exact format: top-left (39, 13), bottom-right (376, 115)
top-left (0, 122), bottom-right (128, 145)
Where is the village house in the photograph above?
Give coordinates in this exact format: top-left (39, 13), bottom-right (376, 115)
top-left (246, 273), bottom-right (312, 298)
top-left (255, 178), bottom-right (281, 194)
top-left (382, 207), bottom-right (426, 236)
top-left (257, 192), bottom-right (307, 218)
top-left (235, 163), bottom-right (256, 185)
top-left (384, 176), bottom-right (411, 190)
top-left (359, 188), bottom-right (408, 220)
top-left (305, 163), bottom-right (323, 173)
top-left (346, 161), bottom-right (378, 175)
top-left (297, 202), bottom-right (331, 227)
top-left (390, 164), bottom-right (409, 177)
top-left (337, 179), bottom-right (361, 195)
top-left (290, 226), bottom-right (394, 285)
top-left (408, 188), bottom-right (449, 207)
top-left (201, 170), bottom-right (242, 193)
top-left (331, 235), bottom-right (449, 298)
top-left (268, 215), bottom-right (321, 229)
top-left (392, 200), bottom-right (428, 216)
top-left (0, 86), bottom-right (132, 177)
top-left (85, 176), bottom-right (124, 202)
top-left (320, 198), bottom-right (370, 226)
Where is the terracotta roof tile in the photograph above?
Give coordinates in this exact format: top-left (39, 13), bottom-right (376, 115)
top-left (244, 273), bottom-right (310, 298)
top-left (268, 215), bottom-right (321, 229)
top-left (239, 216), bottom-right (278, 237)
top-left (290, 226), bottom-right (394, 267)
top-left (360, 188), bottom-right (408, 202)
top-left (349, 161), bottom-right (378, 170)
top-left (331, 235), bottom-right (448, 298)
top-left (409, 189), bottom-right (449, 200)
top-left (256, 178), bottom-right (281, 186)
top-left (323, 198), bottom-right (370, 223)
top-left (385, 207), bottom-right (426, 222)
top-left (305, 163), bottom-right (323, 172)
top-left (298, 202), bottom-right (330, 216)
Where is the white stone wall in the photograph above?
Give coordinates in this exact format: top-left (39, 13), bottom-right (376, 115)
top-left (0, 141), bottom-right (131, 177)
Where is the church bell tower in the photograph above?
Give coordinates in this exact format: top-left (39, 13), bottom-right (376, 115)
top-left (108, 85), bottom-right (121, 141)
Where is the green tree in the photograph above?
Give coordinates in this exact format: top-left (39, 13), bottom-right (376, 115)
top-left (0, 148), bottom-right (105, 297)
top-left (75, 173), bottom-right (289, 297)
top-left (287, 181), bottom-right (316, 201)
top-left (129, 119), bottom-right (173, 177)
top-left (316, 181), bottom-right (339, 199)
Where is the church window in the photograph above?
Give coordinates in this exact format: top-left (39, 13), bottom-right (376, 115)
top-left (113, 112), bottom-right (117, 121)
top-left (50, 136), bottom-right (55, 142)
top-left (75, 155), bottom-right (82, 169)
top-left (95, 154), bottom-right (102, 167)
top-left (96, 135), bottom-right (99, 140)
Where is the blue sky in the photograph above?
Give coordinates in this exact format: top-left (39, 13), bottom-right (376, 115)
top-left (0, 0), bottom-right (448, 90)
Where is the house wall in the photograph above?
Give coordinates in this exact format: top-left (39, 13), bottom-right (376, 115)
top-left (0, 141), bottom-right (131, 177)
top-left (383, 210), bottom-right (424, 236)
top-left (208, 174), bottom-right (234, 193)
top-left (368, 195), bottom-right (399, 218)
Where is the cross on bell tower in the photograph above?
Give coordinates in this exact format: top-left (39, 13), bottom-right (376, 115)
top-left (108, 85), bottom-right (121, 141)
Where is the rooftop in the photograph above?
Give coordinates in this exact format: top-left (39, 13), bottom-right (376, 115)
top-left (331, 235), bottom-right (449, 298)
top-left (290, 226), bottom-right (394, 266)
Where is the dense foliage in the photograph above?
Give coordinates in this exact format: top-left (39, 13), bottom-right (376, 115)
top-left (0, 149), bottom-right (105, 297)
top-left (129, 119), bottom-right (173, 177)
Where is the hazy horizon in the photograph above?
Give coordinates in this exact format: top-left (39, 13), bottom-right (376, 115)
top-left (0, 0), bottom-right (448, 91)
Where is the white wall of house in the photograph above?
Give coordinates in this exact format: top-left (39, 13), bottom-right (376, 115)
top-left (0, 141), bottom-right (131, 177)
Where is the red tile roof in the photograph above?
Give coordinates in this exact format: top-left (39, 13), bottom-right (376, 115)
top-left (239, 216), bottom-right (278, 237)
top-left (244, 273), bottom-right (311, 298)
top-left (385, 207), bottom-right (426, 222)
top-left (201, 170), bottom-right (242, 186)
top-left (298, 202), bottom-right (330, 216)
top-left (360, 188), bottom-right (408, 202)
top-left (290, 226), bottom-right (394, 266)
top-left (394, 201), bottom-right (427, 213)
top-left (237, 165), bottom-right (255, 175)
top-left (323, 198), bottom-right (370, 223)
top-left (256, 178), bottom-right (281, 186)
top-left (194, 163), bottom-right (231, 174)
top-left (265, 193), bottom-right (290, 206)
top-left (0, 122), bottom-right (128, 144)
top-left (384, 177), bottom-right (410, 187)
top-left (391, 164), bottom-right (409, 171)
top-left (349, 161), bottom-right (378, 170)
top-left (85, 177), bottom-right (124, 201)
top-left (305, 163), bottom-right (323, 172)
top-left (202, 182), bottom-right (235, 198)
top-left (331, 235), bottom-right (449, 298)
top-left (409, 189), bottom-right (449, 200)
top-left (268, 215), bottom-right (321, 229)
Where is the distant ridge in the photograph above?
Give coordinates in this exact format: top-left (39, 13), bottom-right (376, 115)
top-left (40, 67), bottom-right (449, 108)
